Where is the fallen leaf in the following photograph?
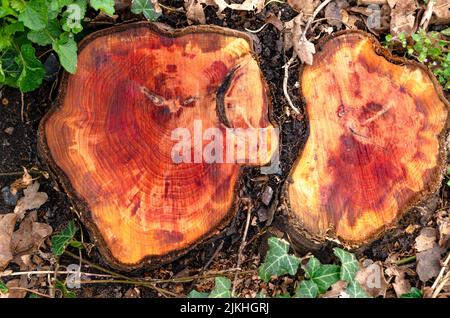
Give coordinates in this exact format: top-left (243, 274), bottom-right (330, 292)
top-left (0, 214), bottom-right (17, 270)
top-left (13, 182), bottom-right (48, 220)
top-left (415, 227), bottom-right (437, 252)
top-left (431, 0), bottom-right (450, 25)
top-left (200, 0), bottom-right (265, 18)
top-left (388, 0), bottom-right (417, 36)
top-left (436, 211), bottom-right (450, 248)
top-left (185, 0), bottom-right (206, 24)
top-left (10, 167), bottom-right (33, 196)
top-left (266, 12), bottom-right (283, 32)
top-left (325, 0), bottom-right (349, 28)
top-left (11, 211), bottom-right (53, 257)
top-left (321, 280), bottom-right (347, 298)
top-left (355, 260), bottom-right (389, 297)
top-left (287, 0), bottom-right (320, 16)
top-left (295, 36), bottom-right (316, 65)
top-left (284, 15), bottom-right (316, 65)
top-left (416, 243), bottom-right (442, 282)
top-left (4, 278), bottom-right (28, 298)
top-left (385, 265), bottom-right (412, 297)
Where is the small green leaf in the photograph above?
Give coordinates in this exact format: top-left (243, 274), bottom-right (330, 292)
top-left (90, 0), bottom-right (115, 16)
top-left (258, 237), bottom-right (300, 282)
top-left (295, 280), bottom-right (319, 298)
top-left (18, 0), bottom-right (48, 31)
top-left (302, 257), bottom-right (321, 279)
top-left (52, 34), bottom-right (77, 74)
top-left (385, 34), bottom-right (393, 43)
top-left (28, 20), bottom-right (61, 46)
top-left (0, 280), bottom-right (8, 294)
top-left (310, 265), bottom-right (340, 293)
top-left (441, 28), bottom-right (450, 37)
top-left (69, 240), bottom-right (84, 249)
top-left (275, 293), bottom-right (291, 298)
top-left (208, 277), bottom-right (231, 298)
top-left (346, 281), bottom-right (370, 298)
top-left (51, 220), bottom-right (78, 256)
top-left (188, 290), bottom-right (209, 298)
top-left (61, 0), bottom-right (87, 34)
top-left (131, 0), bottom-right (161, 21)
top-left (55, 280), bottom-right (76, 298)
top-left (333, 248), bottom-right (359, 282)
top-left (400, 287), bottom-right (423, 298)
top-left (16, 43), bottom-right (45, 92)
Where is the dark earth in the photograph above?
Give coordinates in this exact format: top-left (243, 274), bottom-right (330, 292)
top-left (0, 1), bottom-right (448, 297)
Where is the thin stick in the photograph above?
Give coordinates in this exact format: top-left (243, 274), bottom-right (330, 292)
top-left (282, 55), bottom-right (300, 114)
top-left (20, 92), bottom-right (25, 122)
top-left (302, 0), bottom-right (334, 40)
top-left (245, 24), bottom-right (268, 34)
top-left (394, 255), bottom-right (416, 265)
top-left (231, 208), bottom-right (253, 297)
top-left (8, 287), bottom-right (53, 298)
top-left (419, 0), bottom-right (436, 31)
top-left (431, 253), bottom-right (450, 297)
top-left (0, 270), bottom-right (114, 279)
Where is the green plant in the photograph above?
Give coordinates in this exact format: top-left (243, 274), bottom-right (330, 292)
top-left (0, 0), bottom-right (115, 92)
top-left (446, 168), bottom-right (450, 187)
top-left (0, 280), bottom-right (8, 294)
top-left (51, 219), bottom-right (84, 256)
top-left (131, 0), bottom-right (160, 21)
top-left (188, 237), bottom-right (370, 298)
top-left (400, 287), bottom-right (423, 298)
top-left (385, 28), bottom-right (450, 91)
top-left (55, 280), bottom-right (76, 298)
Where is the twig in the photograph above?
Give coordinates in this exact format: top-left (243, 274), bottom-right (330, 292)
top-left (245, 24), bottom-right (268, 34)
top-left (282, 55), bottom-right (300, 114)
top-left (264, 0), bottom-right (285, 7)
top-left (8, 287), bottom-right (53, 298)
top-left (20, 91), bottom-right (25, 122)
top-left (231, 208), bottom-right (253, 297)
top-left (0, 270), bottom-right (114, 279)
top-left (394, 255), bottom-right (416, 265)
top-left (419, 0), bottom-right (436, 31)
top-left (302, 0), bottom-right (334, 40)
top-left (431, 253), bottom-right (450, 298)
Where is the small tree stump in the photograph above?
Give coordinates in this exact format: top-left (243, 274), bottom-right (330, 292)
top-left (287, 31), bottom-right (449, 247)
top-left (39, 23), bottom-right (277, 269)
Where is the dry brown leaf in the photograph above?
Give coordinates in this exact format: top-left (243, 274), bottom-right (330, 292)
top-left (385, 265), bottom-right (412, 297)
top-left (11, 211), bottom-right (52, 257)
top-left (325, 0), bottom-right (349, 27)
top-left (201, 0), bottom-right (265, 18)
top-left (415, 227), bottom-right (437, 252)
top-left (287, 0), bottom-right (320, 16)
top-left (431, 0), bottom-right (450, 25)
top-left (436, 211), bottom-right (450, 248)
top-left (13, 182), bottom-right (48, 220)
top-left (321, 280), bottom-right (348, 298)
top-left (355, 260), bottom-right (389, 297)
top-left (416, 243), bottom-right (442, 282)
top-left (284, 15), bottom-right (316, 65)
top-left (0, 278), bottom-right (28, 298)
top-left (185, 0), bottom-right (206, 24)
top-left (266, 12), bottom-right (283, 31)
top-left (10, 167), bottom-right (32, 196)
top-left (295, 36), bottom-right (316, 65)
top-left (388, 0), bottom-right (417, 36)
top-left (0, 213), bottom-right (17, 270)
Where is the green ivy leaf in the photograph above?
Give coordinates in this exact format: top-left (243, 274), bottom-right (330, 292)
top-left (55, 280), bottom-right (76, 298)
top-left (28, 19), bottom-right (61, 46)
top-left (295, 280), bottom-right (319, 298)
top-left (310, 264), bottom-right (340, 293)
top-left (16, 43), bottom-right (45, 92)
top-left (187, 290), bottom-right (209, 298)
top-left (51, 220), bottom-right (78, 256)
top-left (18, 0), bottom-right (48, 31)
top-left (90, 0), bottom-right (115, 16)
top-left (52, 34), bottom-right (77, 73)
top-left (275, 293), bottom-right (291, 298)
top-left (131, 0), bottom-right (161, 21)
top-left (333, 248), bottom-right (359, 282)
top-left (10, 0), bottom-right (27, 12)
top-left (0, 280), bottom-right (8, 294)
top-left (385, 34), bottom-right (393, 43)
top-left (208, 277), bottom-right (231, 298)
top-left (400, 287), bottom-right (423, 298)
top-left (61, 0), bottom-right (87, 34)
top-left (258, 237), bottom-right (300, 282)
top-left (346, 281), bottom-right (370, 298)
top-left (302, 257), bottom-right (321, 279)
top-left (1, 49), bottom-right (21, 86)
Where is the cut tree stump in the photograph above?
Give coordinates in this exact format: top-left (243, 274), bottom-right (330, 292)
top-left (287, 31), bottom-right (449, 248)
top-left (38, 22), bottom-right (277, 269)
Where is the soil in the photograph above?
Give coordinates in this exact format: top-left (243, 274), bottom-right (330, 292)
top-left (0, 1), bottom-right (448, 297)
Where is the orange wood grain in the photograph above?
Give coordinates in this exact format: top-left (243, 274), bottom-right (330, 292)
top-left (288, 32), bottom-right (448, 244)
top-left (40, 23), bottom-right (277, 267)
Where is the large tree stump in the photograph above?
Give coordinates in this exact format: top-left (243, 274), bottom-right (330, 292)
top-left (287, 31), bottom-right (448, 248)
top-left (38, 23), bottom-right (277, 269)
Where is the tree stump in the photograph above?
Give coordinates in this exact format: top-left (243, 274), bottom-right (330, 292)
top-left (287, 31), bottom-right (449, 248)
top-left (38, 22), bottom-right (278, 269)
